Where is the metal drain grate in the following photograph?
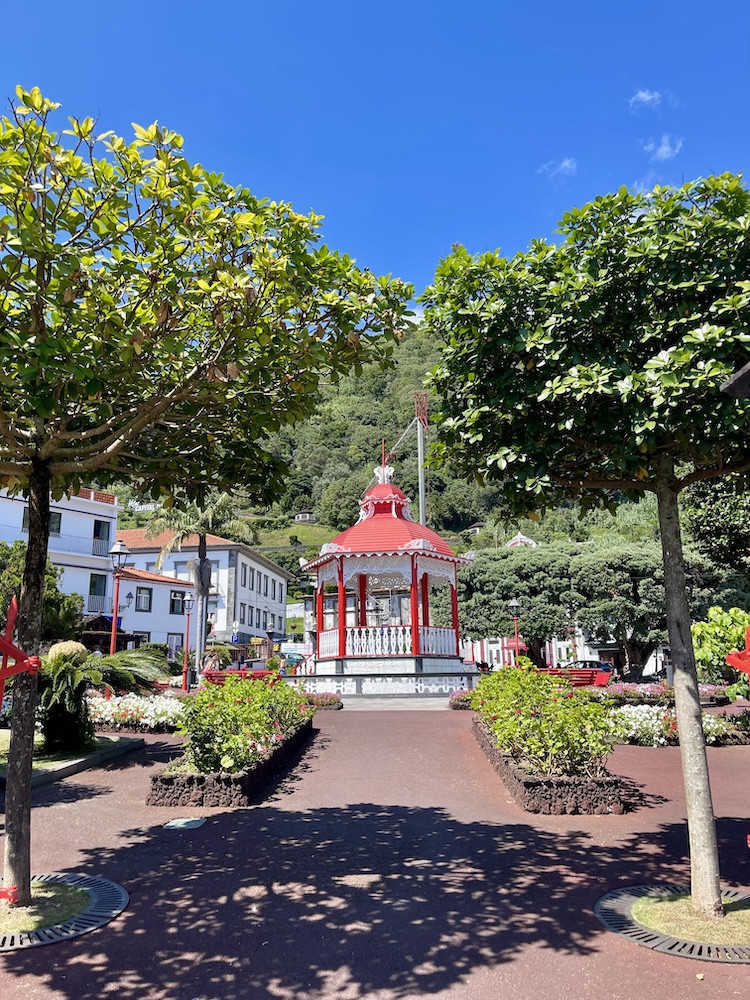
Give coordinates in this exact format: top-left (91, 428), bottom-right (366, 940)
top-left (594, 883), bottom-right (750, 963)
top-left (0, 872), bottom-right (128, 952)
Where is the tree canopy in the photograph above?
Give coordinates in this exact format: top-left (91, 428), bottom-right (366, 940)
top-left (0, 84), bottom-right (412, 905)
top-left (422, 174), bottom-right (750, 918)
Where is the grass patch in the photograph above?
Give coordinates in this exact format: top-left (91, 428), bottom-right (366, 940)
top-left (632, 893), bottom-right (750, 945)
top-left (0, 732), bottom-right (117, 772)
top-left (0, 882), bottom-right (90, 933)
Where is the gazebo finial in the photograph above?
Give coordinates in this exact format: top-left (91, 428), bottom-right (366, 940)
top-left (374, 463), bottom-right (394, 485)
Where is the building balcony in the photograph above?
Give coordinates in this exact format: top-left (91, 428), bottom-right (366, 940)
top-left (0, 523), bottom-right (111, 559)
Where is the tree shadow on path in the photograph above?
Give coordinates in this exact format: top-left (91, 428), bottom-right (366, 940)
top-left (6, 799), bottom-right (749, 1000)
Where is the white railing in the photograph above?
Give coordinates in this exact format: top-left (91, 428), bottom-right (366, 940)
top-left (318, 625), bottom-right (458, 658)
top-left (318, 630), bottom-right (339, 658)
top-left (346, 625), bottom-right (413, 657)
top-left (419, 626), bottom-right (458, 656)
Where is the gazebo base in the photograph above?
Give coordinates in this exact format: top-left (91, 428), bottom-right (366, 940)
top-left (290, 656), bottom-right (476, 697)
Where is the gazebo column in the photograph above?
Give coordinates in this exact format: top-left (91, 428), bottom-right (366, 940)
top-left (450, 571), bottom-right (460, 655)
top-left (337, 559), bottom-right (346, 658)
top-left (410, 555), bottom-right (420, 655)
top-left (315, 580), bottom-right (324, 659)
top-left (358, 573), bottom-right (367, 626)
top-left (420, 572), bottom-right (430, 627)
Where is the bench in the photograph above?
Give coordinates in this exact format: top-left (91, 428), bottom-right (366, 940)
top-left (541, 668), bottom-right (611, 687)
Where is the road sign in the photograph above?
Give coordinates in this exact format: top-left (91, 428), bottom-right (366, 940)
top-left (231, 634), bottom-right (239, 643)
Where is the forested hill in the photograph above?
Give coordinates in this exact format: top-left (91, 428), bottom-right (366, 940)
top-left (254, 323), bottom-right (505, 536)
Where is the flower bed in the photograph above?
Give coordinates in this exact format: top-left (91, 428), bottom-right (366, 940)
top-left (448, 689), bottom-right (473, 710)
top-left (472, 717), bottom-right (629, 814)
top-left (589, 681), bottom-right (730, 707)
top-left (87, 692), bottom-right (186, 733)
top-left (147, 717), bottom-right (314, 807)
top-left (611, 703), bottom-right (750, 747)
top-left (304, 691), bottom-right (343, 710)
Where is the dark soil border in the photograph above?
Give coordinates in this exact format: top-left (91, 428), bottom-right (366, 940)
top-left (146, 718), bottom-right (314, 808)
top-left (472, 716), bottom-right (632, 815)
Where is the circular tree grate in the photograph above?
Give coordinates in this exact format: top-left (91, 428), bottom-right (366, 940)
top-left (0, 872), bottom-right (128, 952)
top-left (594, 883), bottom-right (750, 963)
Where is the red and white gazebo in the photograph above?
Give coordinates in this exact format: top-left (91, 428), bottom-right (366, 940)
top-left (302, 464), bottom-right (472, 688)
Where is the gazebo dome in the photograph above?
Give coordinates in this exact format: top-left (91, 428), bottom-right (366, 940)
top-left (316, 477), bottom-right (455, 560)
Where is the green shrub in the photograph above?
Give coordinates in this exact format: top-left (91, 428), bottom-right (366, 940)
top-left (178, 675), bottom-right (314, 774)
top-left (471, 666), bottom-right (616, 778)
top-left (39, 652), bottom-right (101, 752)
top-left (90, 648), bottom-right (171, 693)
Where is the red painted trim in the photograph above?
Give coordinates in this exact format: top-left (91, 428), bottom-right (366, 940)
top-left (420, 572), bottom-right (430, 628)
top-left (358, 573), bottom-right (367, 626)
top-left (337, 560), bottom-right (346, 658)
top-left (410, 554), bottom-right (420, 655)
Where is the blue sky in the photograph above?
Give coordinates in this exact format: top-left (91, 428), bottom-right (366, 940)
top-left (4, 1), bottom-right (749, 298)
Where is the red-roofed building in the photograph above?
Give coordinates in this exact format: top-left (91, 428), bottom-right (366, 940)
top-left (116, 528), bottom-right (295, 657)
top-left (300, 464), bottom-right (473, 696)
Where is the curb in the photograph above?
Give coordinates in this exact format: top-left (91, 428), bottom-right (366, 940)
top-left (0, 736), bottom-right (145, 789)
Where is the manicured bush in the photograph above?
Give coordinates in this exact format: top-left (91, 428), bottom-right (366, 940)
top-left (38, 649), bottom-right (102, 752)
top-left (471, 666), bottom-right (616, 778)
top-left (448, 689), bottom-right (473, 710)
top-left (179, 675), bottom-right (314, 774)
top-left (303, 691), bottom-right (343, 709)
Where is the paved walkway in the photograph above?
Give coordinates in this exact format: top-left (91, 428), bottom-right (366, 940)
top-left (1, 708), bottom-right (749, 1000)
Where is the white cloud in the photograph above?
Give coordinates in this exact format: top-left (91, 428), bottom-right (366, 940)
top-left (643, 134), bottom-right (683, 161)
top-left (629, 89), bottom-right (662, 110)
top-left (538, 157), bottom-right (577, 178)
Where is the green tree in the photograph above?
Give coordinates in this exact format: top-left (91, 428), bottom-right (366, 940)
top-left (423, 174), bottom-right (750, 918)
top-left (681, 476), bottom-right (750, 570)
top-left (0, 541), bottom-right (82, 641)
top-left (0, 86), bottom-right (411, 903)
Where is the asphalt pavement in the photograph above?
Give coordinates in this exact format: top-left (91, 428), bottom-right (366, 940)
top-left (1, 707), bottom-right (749, 1000)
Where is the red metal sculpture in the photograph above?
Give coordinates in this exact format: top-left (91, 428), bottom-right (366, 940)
top-left (725, 627), bottom-right (750, 676)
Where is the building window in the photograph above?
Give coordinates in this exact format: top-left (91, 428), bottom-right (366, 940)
top-left (256, 608), bottom-right (261, 628)
top-left (167, 633), bottom-right (183, 658)
top-left (248, 568), bottom-right (255, 590)
top-left (262, 610), bottom-right (268, 630)
top-left (241, 563), bottom-right (247, 588)
top-left (278, 583), bottom-right (284, 603)
top-left (170, 590), bottom-right (185, 615)
top-left (135, 587), bottom-right (153, 612)
top-left (269, 614), bottom-right (275, 630)
top-left (87, 573), bottom-right (107, 613)
top-left (272, 580), bottom-right (276, 600)
top-left (239, 603), bottom-right (246, 625)
top-left (132, 631), bottom-right (151, 643)
top-left (263, 575), bottom-right (268, 596)
top-left (277, 614), bottom-right (284, 634)
top-left (256, 572), bottom-right (262, 594)
top-left (92, 519), bottom-right (111, 555)
top-left (23, 508), bottom-right (61, 535)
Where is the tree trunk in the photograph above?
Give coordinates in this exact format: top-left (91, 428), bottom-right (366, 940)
top-left (195, 534), bottom-right (210, 666)
top-left (3, 461), bottom-right (51, 905)
top-left (655, 457), bottom-right (723, 919)
top-left (525, 638), bottom-right (547, 668)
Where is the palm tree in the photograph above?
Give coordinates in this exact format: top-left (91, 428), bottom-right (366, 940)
top-left (146, 492), bottom-right (256, 670)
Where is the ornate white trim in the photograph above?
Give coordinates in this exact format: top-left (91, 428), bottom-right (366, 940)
top-left (418, 555), bottom-right (456, 584)
top-left (320, 542), bottom-right (349, 555)
top-left (400, 537), bottom-right (435, 552)
top-left (317, 560), bottom-right (338, 585)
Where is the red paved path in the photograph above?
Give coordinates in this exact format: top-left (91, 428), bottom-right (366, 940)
top-left (1, 709), bottom-right (749, 999)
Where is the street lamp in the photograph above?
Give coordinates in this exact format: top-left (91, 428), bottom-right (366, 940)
top-left (182, 595), bottom-right (195, 692)
top-left (508, 597), bottom-right (522, 661)
top-left (108, 540), bottom-right (131, 655)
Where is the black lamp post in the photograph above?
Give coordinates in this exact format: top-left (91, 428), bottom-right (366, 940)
top-left (108, 540), bottom-right (131, 655)
top-left (182, 595), bottom-right (195, 691)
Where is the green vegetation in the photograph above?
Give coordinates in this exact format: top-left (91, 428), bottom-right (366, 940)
top-left (631, 894), bottom-right (750, 942)
top-left (471, 665), bottom-right (616, 778)
top-left (178, 675), bottom-right (313, 774)
top-left (0, 882), bottom-right (90, 933)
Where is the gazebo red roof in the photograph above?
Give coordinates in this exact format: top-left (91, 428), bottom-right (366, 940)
top-left (305, 473), bottom-right (461, 567)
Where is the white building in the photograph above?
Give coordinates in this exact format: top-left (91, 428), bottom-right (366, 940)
top-left (112, 567), bottom-right (195, 658)
top-left (116, 529), bottom-right (295, 649)
top-left (0, 486), bottom-right (118, 615)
